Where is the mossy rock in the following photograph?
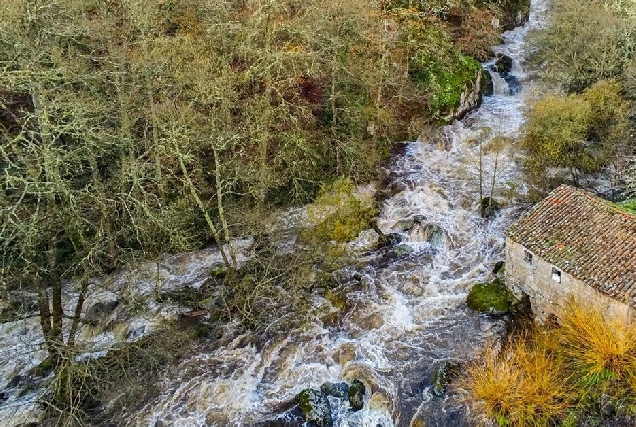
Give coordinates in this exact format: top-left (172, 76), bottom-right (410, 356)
top-left (321, 382), bottom-right (349, 399)
top-left (467, 280), bottom-right (515, 315)
top-left (326, 289), bottom-right (349, 312)
top-left (306, 178), bottom-right (377, 244)
top-left (295, 388), bottom-right (333, 427)
top-left (393, 244), bottom-right (414, 257)
top-left (432, 360), bottom-right (461, 397)
top-left (348, 379), bottom-right (366, 411)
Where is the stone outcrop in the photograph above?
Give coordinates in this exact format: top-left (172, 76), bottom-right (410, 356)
top-left (494, 54), bottom-right (513, 73)
top-left (443, 70), bottom-right (484, 123)
top-left (348, 379), bottom-right (366, 411)
top-left (467, 279), bottom-right (515, 315)
top-left (296, 389), bottom-right (333, 427)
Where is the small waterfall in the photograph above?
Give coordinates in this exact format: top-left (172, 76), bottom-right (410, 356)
top-left (490, 70), bottom-right (511, 96)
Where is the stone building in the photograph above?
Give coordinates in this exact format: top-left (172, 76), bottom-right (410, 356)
top-left (505, 185), bottom-right (636, 323)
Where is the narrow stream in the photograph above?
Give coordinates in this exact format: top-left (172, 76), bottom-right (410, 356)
top-left (0, 1), bottom-right (548, 426)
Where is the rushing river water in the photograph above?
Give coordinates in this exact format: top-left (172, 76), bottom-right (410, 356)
top-left (135, 2), bottom-right (549, 426)
top-left (0, 1), bottom-right (549, 426)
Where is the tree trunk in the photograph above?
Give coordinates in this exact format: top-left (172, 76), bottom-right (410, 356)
top-left (213, 148), bottom-right (238, 271)
top-left (35, 275), bottom-right (57, 360)
top-left (67, 279), bottom-right (89, 348)
top-left (174, 142), bottom-right (234, 272)
top-left (331, 52), bottom-right (340, 174)
top-left (479, 140), bottom-right (484, 217)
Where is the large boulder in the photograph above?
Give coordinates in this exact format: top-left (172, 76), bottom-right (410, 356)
top-left (391, 218), bottom-right (415, 233)
top-left (481, 69), bottom-right (494, 97)
top-left (348, 379), bottom-right (366, 411)
top-left (443, 69), bottom-right (484, 122)
top-left (422, 224), bottom-right (446, 249)
top-left (83, 300), bottom-right (120, 327)
top-left (321, 382), bottom-right (349, 399)
top-left (393, 244), bottom-right (414, 257)
top-left (494, 54), bottom-right (513, 73)
top-left (296, 389), bottom-right (333, 427)
top-left (467, 280), bottom-right (515, 315)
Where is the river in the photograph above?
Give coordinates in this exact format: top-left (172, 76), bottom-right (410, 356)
top-left (135, 1), bottom-right (549, 425)
top-left (0, 0), bottom-right (548, 425)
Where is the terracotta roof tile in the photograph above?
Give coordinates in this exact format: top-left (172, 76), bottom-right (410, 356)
top-left (507, 185), bottom-right (636, 307)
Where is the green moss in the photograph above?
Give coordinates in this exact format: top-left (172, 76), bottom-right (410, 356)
top-left (616, 199), bottom-right (636, 215)
top-left (467, 279), bottom-right (516, 315)
top-left (326, 288), bottom-right (349, 312)
top-left (407, 27), bottom-right (482, 118)
top-left (295, 389), bottom-right (333, 426)
top-left (296, 389), bottom-right (313, 415)
top-left (495, 414), bottom-right (511, 427)
top-left (306, 178), bottom-right (377, 244)
top-left (561, 411), bottom-right (578, 427)
top-left (210, 266), bottom-right (228, 278)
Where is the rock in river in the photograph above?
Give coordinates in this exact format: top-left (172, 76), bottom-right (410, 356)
top-left (296, 389), bottom-right (333, 427)
top-left (348, 379), bottom-right (366, 411)
top-left (321, 382), bottom-right (349, 399)
top-left (467, 279), bottom-right (515, 315)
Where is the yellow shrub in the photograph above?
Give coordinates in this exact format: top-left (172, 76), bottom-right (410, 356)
top-left (560, 302), bottom-right (636, 381)
top-left (460, 334), bottom-right (571, 426)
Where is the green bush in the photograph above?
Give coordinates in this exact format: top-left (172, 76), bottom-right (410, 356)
top-left (306, 178), bottom-right (377, 244)
top-left (523, 94), bottom-right (593, 186)
top-left (407, 26), bottom-right (482, 118)
top-left (522, 79), bottom-right (631, 190)
top-left (528, 0), bottom-right (634, 93)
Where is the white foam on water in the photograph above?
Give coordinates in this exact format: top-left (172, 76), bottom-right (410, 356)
top-left (0, 1), bottom-right (553, 425)
top-left (132, 1), bottom-right (549, 419)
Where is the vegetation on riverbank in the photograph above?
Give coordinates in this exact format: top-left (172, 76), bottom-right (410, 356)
top-left (464, 2), bottom-right (636, 424)
top-left (460, 303), bottom-right (636, 426)
top-left (0, 0), bottom-right (527, 354)
top-left (522, 0), bottom-right (636, 197)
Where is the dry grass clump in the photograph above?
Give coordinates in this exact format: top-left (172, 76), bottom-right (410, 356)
top-left (461, 302), bottom-right (636, 425)
top-left (559, 302), bottom-right (636, 381)
top-left (459, 333), bottom-right (571, 426)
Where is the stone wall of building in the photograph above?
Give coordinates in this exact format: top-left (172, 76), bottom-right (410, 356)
top-left (505, 237), bottom-right (635, 323)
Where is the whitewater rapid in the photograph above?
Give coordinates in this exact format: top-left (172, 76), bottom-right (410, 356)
top-left (0, 1), bottom-right (550, 425)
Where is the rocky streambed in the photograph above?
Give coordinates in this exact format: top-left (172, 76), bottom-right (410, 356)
top-left (0, 0), bottom-right (551, 425)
